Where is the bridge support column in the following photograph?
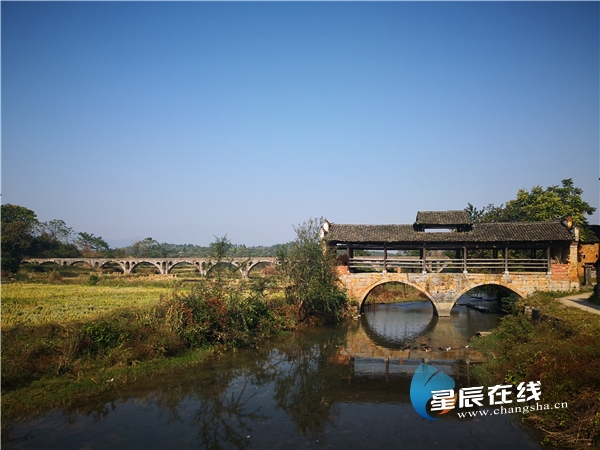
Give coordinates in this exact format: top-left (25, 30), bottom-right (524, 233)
top-left (428, 292), bottom-right (456, 317)
top-left (430, 302), bottom-right (453, 317)
top-left (159, 262), bottom-right (167, 275)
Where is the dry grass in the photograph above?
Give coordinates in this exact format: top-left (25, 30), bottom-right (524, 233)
top-left (1, 283), bottom-right (174, 327)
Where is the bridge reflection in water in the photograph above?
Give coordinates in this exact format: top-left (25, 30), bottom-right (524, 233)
top-left (331, 300), bottom-right (496, 387)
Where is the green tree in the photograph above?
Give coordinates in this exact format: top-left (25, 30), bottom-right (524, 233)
top-left (466, 179), bottom-right (596, 241)
top-left (130, 237), bottom-right (162, 257)
top-left (75, 232), bottom-right (110, 255)
top-left (30, 219), bottom-right (80, 258)
top-left (40, 219), bottom-right (74, 244)
top-left (208, 235), bottom-right (237, 281)
top-left (279, 218), bottom-right (347, 324)
top-left (1, 204), bottom-right (39, 273)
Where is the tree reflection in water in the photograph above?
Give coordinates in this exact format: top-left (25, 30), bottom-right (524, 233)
top-left (5, 329), bottom-right (350, 450)
top-left (190, 381), bottom-right (267, 450)
top-left (266, 332), bottom-right (345, 438)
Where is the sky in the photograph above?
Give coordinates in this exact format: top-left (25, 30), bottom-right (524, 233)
top-left (2, 2), bottom-right (599, 247)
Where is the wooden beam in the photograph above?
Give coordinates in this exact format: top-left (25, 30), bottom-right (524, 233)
top-left (383, 244), bottom-right (387, 272)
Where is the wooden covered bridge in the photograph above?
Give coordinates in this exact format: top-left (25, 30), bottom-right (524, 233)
top-left (321, 211), bottom-right (580, 316)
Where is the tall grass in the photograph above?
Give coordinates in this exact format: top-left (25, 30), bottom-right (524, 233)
top-left (472, 292), bottom-right (600, 448)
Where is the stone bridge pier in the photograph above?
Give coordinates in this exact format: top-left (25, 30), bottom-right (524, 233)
top-left (340, 272), bottom-right (576, 317)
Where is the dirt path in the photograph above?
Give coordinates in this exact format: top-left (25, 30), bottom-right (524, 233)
top-left (558, 291), bottom-right (600, 315)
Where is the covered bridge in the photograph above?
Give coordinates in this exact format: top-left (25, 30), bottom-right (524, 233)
top-left (321, 211), bottom-right (579, 315)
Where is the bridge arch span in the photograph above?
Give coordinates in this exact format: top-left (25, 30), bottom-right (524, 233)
top-left (454, 282), bottom-right (526, 303)
top-left (69, 260), bottom-right (96, 268)
top-left (130, 260), bottom-right (162, 274)
top-left (247, 260), bottom-right (275, 277)
top-left (359, 280), bottom-right (436, 314)
top-left (38, 260), bottom-right (61, 266)
top-left (205, 261), bottom-right (243, 278)
top-left (99, 261), bottom-right (125, 272)
top-left (167, 260), bottom-right (197, 273)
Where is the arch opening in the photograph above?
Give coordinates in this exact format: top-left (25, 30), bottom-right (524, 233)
top-left (456, 284), bottom-right (523, 314)
top-left (70, 261), bottom-right (95, 270)
top-left (131, 262), bottom-right (161, 275)
top-left (206, 262), bottom-right (242, 279)
top-left (169, 261), bottom-right (199, 277)
top-left (39, 261), bottom-right (60, 267)
top-left (248, 261), bottom-right (275, 278)
top-left (360, 281), bottom-right (434, 314)
top-left (21, 261), bottom-right (57, 274)
top-left (101, 261), bottom-right (124, 274)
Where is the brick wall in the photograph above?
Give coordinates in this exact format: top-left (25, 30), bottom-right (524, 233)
top-left (551, 263), bottom-right (570, 281)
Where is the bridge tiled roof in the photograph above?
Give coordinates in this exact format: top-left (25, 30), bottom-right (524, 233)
top-left (324, 221), bottom-right (574, 245)
top-left (415, 210), bottom-right (471, 226)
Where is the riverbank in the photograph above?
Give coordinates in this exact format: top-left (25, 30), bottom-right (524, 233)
top-left (0, 277), bottom-right (301, 425)
top-left (471, 291), bottom-right (600, 449)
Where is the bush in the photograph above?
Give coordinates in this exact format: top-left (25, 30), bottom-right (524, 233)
top-left (278, 218), bottom-right (348, 325)
top-left (48, 270), bottom-right (62, 284)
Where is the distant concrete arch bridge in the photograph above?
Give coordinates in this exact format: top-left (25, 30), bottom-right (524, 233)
top-left (322, 210), bottom-right (580, 317)
top-left (22, 257), bottom-right (277, 278)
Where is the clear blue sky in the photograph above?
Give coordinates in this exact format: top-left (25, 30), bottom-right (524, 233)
top-left (2, 2), bottom-right (599, 247)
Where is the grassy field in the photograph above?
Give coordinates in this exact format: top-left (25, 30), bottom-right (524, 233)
top-left (1, 271), bottom-right (296, 423)
top-left (2, 282), bottom-right (174, 327)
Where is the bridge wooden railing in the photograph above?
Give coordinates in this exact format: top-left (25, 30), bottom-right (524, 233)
top-left (348, 257), bottom-right (549, 273)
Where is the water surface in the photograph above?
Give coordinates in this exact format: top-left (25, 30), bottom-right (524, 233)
top-left (3, 297), bottom-right (544, 449)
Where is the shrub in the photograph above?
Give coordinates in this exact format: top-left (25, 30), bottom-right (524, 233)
top-left (48, 270), bottom-right (62, 284)
top-left (278, 218), bottom-right (348, 325)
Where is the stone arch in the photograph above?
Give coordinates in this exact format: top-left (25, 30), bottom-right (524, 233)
top-left (68, 260), bottom-right (94, 268)
top-left (247, 260), bottom-right (275, 277)
top-left (205, 261), bottom-right (242, 278)
top-left (359, 280), bottom-right (436, 314)
top-left (24, 259), bottom-right (58, 272)
top-left (39, 260), bottom-right (60, 266)
top-left (454, 282), bottom-right (525, 304)
top-left (100, 261), bottom-right (125, 273)
top-left (167, 260), bottom-right (197, 275)
top-left (21, 259), bottom-right (38, 265)
top-left (130, 260), bottom-right (161, 274)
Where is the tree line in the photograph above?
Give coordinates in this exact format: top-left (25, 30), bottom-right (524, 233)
top-left (1, 205), bottom-right (111, 273)
top-left (0, 204), bottom-right (283, 274)
top-left (2, 178), bottom-right (597, 275)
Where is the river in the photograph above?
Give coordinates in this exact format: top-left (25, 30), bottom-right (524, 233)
top-left (3, 297), bottom-right (544, 449)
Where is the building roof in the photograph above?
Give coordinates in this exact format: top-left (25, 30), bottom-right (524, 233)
top-left (323, 221), bottom-right (574, 246)
top-left (588, 225), bottom-right (600, 243)
top-left (415, 210), bottom-right (471, 226)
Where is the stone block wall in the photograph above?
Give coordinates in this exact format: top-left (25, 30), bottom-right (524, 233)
top-left (578, 243), bottom-right (599, 277)
top-left (339, 271), bottom-right (578, 317)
